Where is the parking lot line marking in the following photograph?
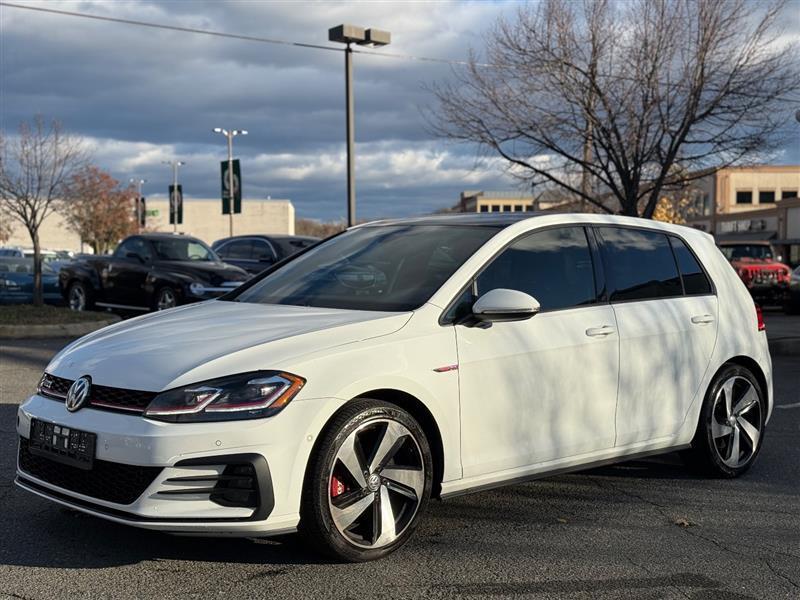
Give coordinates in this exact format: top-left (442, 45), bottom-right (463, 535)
top-left (775, 402), bottom-right (800, 410)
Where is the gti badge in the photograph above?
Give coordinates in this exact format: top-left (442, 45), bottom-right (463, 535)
top-left (65, 376), bottom-right (91, 412)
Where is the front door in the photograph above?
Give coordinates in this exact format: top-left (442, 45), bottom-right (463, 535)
top-left (106, 237), bottom-right (153, 308)
top-left (456, 226), bottom-right (620, 479)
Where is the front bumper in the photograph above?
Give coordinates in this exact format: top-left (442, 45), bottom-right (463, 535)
top-left (15, 393), bottom-right (341, 536)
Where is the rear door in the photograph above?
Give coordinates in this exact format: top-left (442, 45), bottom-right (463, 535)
top-left (595, 227), bottom-right (718, 447)
top-left (456, 226), bottom-right (619, 477)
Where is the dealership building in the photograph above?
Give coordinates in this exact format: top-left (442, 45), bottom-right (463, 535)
top-left (2, 198), bottom-right (295, 254)
top-left (685, 165), bottom-right (800, 267)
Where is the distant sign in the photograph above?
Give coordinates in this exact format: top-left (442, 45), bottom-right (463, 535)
top-left (169, 184), bottom-right (183, 225)
top-left (221, 159), bottom-right (242, 215)
top-left (136, 196), bottom-right (146, 228)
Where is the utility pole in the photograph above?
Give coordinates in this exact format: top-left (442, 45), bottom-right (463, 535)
top-left (162, 160), bottom-right (185, 233)
top-left (129, 178), bottom-right (146, 234)
top-left (213, 128), bottom-right (247, 237)
top-left (345, 42), bottom-right (356, 228)
top-left (329, 25), bottom-right (391, 227)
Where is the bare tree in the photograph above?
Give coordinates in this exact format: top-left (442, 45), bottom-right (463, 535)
top-left (0, 117), bottom-right (87, 304)
top-left (63, 166), bottom-right (137, 255)
top-left (430, 0), bottom-right (800, 217)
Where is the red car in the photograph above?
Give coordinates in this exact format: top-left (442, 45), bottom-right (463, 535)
top-left (718, 241), bottom-right (791, 306)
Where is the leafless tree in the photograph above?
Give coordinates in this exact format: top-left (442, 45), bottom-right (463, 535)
top-left (0, 117), bottom-right (87, 305)
top-left (430, 0), bottom-right (800, 217)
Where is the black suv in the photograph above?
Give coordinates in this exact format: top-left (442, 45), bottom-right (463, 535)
top-left (60, 233), bottom-right (249, 312)
top-left (212, 235), bottom-right (319, 275)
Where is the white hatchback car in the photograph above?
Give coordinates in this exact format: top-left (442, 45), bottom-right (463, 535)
top-left (15, 214), bottom-right (772, 561)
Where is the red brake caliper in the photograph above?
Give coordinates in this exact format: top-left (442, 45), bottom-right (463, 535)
top-left (330, 476), bottom-right (346, 498)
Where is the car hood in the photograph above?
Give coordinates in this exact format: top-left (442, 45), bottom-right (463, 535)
top-left (158, 260), bottom-right (249, 284)
top-left (46, 300), bottom-right (412, 391)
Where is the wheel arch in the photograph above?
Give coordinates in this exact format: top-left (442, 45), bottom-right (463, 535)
top-left (304, 389), bottom-right (446, 499)
top-left (720, 355), bottom-right (769, 406)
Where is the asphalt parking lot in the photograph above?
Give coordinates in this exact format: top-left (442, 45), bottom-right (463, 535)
top-left (0, 337), bottom-right (798, 599)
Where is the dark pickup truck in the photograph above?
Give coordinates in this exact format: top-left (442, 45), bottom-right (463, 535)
top-left (59, 233), bottom-right (249, 313)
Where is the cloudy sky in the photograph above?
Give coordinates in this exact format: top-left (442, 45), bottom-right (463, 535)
top-left (1, 1), bottom-right (798, 222)
top-left (1, 0), bottom-right (523, 221)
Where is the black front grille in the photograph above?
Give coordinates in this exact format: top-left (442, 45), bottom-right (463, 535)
top-left (38, 373), bottom-right (156, 414)
top-left (18, 437), bottom-right (162, 505)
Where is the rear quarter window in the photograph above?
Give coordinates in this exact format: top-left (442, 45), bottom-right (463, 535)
top-left (669, 237), bottom-right (713, 295)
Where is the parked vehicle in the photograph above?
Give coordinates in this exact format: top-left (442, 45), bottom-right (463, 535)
top-left (212, 234), bottom-right (319, 274)
top-left (58, 233), bottom-right (249, 313)
top-left (718, 241), bottom-right (791, 306)
top-left (16, 214), bottom-right (772, 562)
top-left (0, 247), bottom-right (58, 262)
top-left (785, 265), bottom-right (800, 314)
top-left (0, 258), bottom-right (62, 305)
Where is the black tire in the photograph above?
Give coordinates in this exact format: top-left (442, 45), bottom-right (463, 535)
top-left (67, 280), bottom-right (93, 311)
top-left (300, 399), bottom-right (433, 562)
top-left (152, 286), bottom-right (179, 311)
top-left (682, 364), bottom-right (766, 478)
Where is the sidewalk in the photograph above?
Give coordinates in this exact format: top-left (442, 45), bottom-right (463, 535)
top-left (764, 311), bottom-right (800, 355)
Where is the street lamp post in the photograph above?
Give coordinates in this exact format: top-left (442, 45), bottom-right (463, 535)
top-left (213, 128), bottom-right (247, 237)
top-left (328, 25), bottom-right (391, 227)
top-left (129, 178), bottom-right (146, 233)
top-left (162, 160), bottom-right (185, 233)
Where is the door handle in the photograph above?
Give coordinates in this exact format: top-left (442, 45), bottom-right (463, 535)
top-left (586, 325), bottom-right (616, 337)
top-left (691, 314), bottom-right (715, 325)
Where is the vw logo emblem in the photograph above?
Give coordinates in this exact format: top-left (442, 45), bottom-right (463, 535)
top-left (66, 376), bottom-right (91, 412)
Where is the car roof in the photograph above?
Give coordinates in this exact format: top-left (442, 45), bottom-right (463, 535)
top-left (359, 213), bottom-right (543, 228)
top-left (136, 233), bottom-right (202, 242)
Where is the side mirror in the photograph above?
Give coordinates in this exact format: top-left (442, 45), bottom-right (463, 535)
top-left (472, 288), bottom-right (540, 322)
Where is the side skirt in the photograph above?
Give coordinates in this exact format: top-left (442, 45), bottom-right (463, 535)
top-left (440, 444), bottom-right (690, 500)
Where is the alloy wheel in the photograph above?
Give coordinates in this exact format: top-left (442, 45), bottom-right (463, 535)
top-left (327, 418), bottom-right (425, 549)
top-left (69, 284), bottom-right (86, 311)
top-left (711, 375), bottom-right (762, 469)
top-left (156, 288), bottom-right (177, 310)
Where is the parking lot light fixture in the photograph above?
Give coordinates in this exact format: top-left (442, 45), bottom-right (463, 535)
top-left (328, 24), bottom-right (391, 227)
top-left (213, 128), bottom-right (248, 237)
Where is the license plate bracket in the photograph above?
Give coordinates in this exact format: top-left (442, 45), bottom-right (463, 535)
top-left (29, 418), bottom-right (96, 470)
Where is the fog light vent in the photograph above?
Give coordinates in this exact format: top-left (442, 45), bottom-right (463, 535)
top-left (210, 463), bottom-right (258, 508)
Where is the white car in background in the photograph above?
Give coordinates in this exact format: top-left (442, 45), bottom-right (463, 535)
top-left (15, 213), bottom-right (772, 562)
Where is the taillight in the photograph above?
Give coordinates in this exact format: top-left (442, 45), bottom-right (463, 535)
top-left (755, 303), bottom-right (766, 332)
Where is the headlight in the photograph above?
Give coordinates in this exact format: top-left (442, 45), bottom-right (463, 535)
top-left (144, 371), bottom-right (305, 422)
top-left (188, 282), bottom-right (206, 296)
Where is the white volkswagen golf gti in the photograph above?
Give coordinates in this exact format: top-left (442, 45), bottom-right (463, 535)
top-left (15, 213), bottom-right (772, 561)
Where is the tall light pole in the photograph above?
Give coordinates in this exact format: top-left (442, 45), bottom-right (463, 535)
top-left (329, 25), bottom-right (391, 227)
top-left (129, 178), bottom-right (146, 233)
top-left (213, 128), bottom-right (247, 237)
top-left (162, 160), bottom-right (185, 233)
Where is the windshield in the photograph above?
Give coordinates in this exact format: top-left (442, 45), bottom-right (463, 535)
top-left (720, 244), bottom-right (774, 260)
top-left (230, 225), bottom-right (500, 311)
top-left (151, 238), bottom-right (217, 262)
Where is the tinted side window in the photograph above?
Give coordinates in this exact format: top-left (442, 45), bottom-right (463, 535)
top-left (476, 227), bottom-right (597, 311)
top-left (218, 240), bottom-right (252, 259)
top-left (597, 227), bottom-right (682, 301)
top-left (252, 240), bottom-right (276, 261)
top-left (669, 237), bottom-right (712, 295)
top-left (116, 238), bottom-right (153, 261)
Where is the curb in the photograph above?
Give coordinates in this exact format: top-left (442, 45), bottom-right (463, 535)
top-left (769, 338), bottom-right (800, 356)
top-left (0, 316), bottom-right (121, 339)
